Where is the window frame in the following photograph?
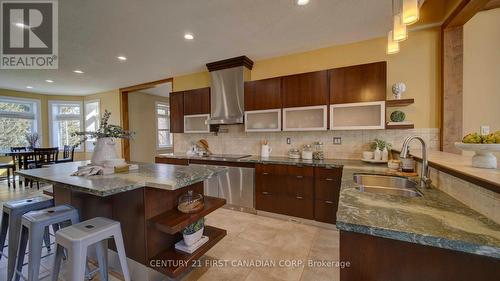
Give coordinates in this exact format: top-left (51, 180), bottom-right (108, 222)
top-left (48, 100), bottom-right (84, 152)
top-left (155, 101), bottom-right (172, 149)
top-left (0, 96), bottom-right (42, 147)
top-left (83, 99), bottom-right (100, 152)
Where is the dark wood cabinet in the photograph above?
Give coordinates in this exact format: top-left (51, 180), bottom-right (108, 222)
top-left (314, 167), bottom-right (343, 224)
top-left (155, 157), bottom-right (188, 166)
top-left (244, 78), bottom-right (282, 110)
top-left (183, 87), bottom-right (210, 115)
top-left (329, 61), bottom-right (387, 104)
top-left (282, 70), bottom-right (329, 108)
top-left (169, 91), bottom-right (184, 133)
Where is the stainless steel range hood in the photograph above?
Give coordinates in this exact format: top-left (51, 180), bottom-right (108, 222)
top-left (206, 56), bottom-right (253, 125)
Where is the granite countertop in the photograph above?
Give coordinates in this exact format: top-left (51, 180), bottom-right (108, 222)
top-left (156, 153), bottom-right (380, 169)
top-left (16, 161), bottom-right (227, 197)
top-left (336, 166), bottom-right (500, 259)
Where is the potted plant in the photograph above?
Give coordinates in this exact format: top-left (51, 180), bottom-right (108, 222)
top-left (25, 133), bottom-right (40, 148)
top-left (371, 139), bottom-right (392, 161)
top-left (72, 110), bottom-right (134, 165)
top-left (182, 218), bottom-right (205, 246)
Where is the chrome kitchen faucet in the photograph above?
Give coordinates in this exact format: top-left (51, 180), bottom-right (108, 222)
top-left (400, 136), bottom-right (432, 189)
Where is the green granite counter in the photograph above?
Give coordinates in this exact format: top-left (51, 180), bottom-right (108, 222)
top-left (17, 161), bottom-right (227, 197)
top-left (336, 167), bottom-right (500, 259)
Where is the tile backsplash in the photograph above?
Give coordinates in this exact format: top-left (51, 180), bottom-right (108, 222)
top-left (173, 125), bottom-right (440, 159)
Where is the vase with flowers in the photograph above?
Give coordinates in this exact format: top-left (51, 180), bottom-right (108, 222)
top-left (72, 110), bottom-right (134, 166)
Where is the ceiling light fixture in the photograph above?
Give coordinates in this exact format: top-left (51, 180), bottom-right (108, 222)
top-left (26, 86), bottom-right (33, 89)
top-left (402, 0), bottom-right (419, 25)
top-left (73, 70), bottom-right (84, 74)
top-left (392, 0), bottom-right (407, 42)
top-left (387, 31), bottom-right (400, 55)
top-left (117, 56), bottom-right (127, 61)
top-left (296, 0), bottom-right (310, 6)
top-left (184, 33), bottom-right (194, 40)
top-left (45, 79), bottom-right (54, 83)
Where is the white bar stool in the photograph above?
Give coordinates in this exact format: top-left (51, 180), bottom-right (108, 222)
top-left (52, 217), bottom-right (131, 281)
top-left (13, 204), bottom-right (79, 281)
top-left (0, 196), bottom-right (54, 281)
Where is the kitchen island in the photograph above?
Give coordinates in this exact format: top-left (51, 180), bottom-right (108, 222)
top-left (17, 161), bottom-right (228, 279)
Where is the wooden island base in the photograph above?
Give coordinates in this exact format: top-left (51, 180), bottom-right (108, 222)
top-left (53, 182), bottom-right (226, 279)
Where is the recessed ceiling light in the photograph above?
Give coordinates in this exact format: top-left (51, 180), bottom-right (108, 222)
top-left (296, 0), bottom-right (310, 6)
top-left (73, 70), bottom-right (84, 74)
top-left (45, 79), bottom-right (54, 83)
top-left (184, 33), bottom-right (194, 40)
top-left (26, 86), bottom-right (33, 89)
top-left (117, 56), bottom-right (127, 61)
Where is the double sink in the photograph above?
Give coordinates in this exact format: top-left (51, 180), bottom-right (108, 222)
top-left (354, 174), bottom-right (423, 197)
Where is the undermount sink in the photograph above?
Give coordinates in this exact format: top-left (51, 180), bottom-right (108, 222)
top-left (353, 174), bottom-right (423, 197)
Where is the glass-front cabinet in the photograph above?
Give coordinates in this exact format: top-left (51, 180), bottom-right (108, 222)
top-left (184, 114), bottom-right (210, 133)
top-left (245, 109), bottom-right (281, 132)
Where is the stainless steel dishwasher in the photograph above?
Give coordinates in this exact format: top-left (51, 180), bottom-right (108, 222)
top-left (191, 162), bottom-right (255, 213)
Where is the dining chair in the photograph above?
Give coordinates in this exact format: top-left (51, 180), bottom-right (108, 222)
top-left (10, 147), bottom-right (34, 186)
top-left (57, 145), bottom-right (75, 163)
top-left (31, 148), bottom-right (59, 189)
top-left (0, 162), bottom-right (15, 188)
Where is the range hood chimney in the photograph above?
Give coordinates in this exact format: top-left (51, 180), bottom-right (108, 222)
top-left (206, 56), bottom-right (253, 125)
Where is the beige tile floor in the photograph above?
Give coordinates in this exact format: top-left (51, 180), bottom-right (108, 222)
top-left (0, 180), bottom-right (340, 281)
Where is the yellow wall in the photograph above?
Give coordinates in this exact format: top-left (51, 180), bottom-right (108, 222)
top-left (463, 8), bottom-right (500, 135)
top-left (128, 92), bottom-right (171, 163)
top-left (173, 28), bottom-right (441, 128)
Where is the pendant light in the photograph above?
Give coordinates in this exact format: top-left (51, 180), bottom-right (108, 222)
top-left (387, 31), bottom-right (400, 54)
top-left (392, 0), bottom-right (407, 41)
top-left (402, 0), bottom-right (419, 25)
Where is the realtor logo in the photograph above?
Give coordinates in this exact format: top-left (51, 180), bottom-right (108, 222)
top-left (1, 0), bottom-right (58, 69)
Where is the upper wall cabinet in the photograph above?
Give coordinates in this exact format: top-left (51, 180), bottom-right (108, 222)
top-left (183, 87), bottom-right (210, 115)
top-left (282, 70), bottom-right (329, 108)
top-left (329, 61), bottom-right (387, 104)
top-left (244, 77), bottom-right (282, 111)
top-left (169, 91), bottom-right (184, 133)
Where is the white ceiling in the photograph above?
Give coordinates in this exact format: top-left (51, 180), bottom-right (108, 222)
top-left (0, 0), bottom-right (393, 96)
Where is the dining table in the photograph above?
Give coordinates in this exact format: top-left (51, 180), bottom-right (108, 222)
top-left (0, 149), bottom-right (36, 170)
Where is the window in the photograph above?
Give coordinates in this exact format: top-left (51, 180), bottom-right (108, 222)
top-left (0, 96), bottom-right (41, 149)
top-left (84, 100), bottom-right (100, 152)
top-left (49, 101), bottom-right (83, 151)
top-left (156, 102), bottom-right (172, 148)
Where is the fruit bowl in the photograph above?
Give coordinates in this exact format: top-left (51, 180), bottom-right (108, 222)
top-left (454, 142), bottom-right (500, 169)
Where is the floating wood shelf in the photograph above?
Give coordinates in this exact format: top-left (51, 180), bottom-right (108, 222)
top-left (149, 196), bottom-right (226, 235)
top-left (386, 98), bottom-right (415, 107)
top-left (149, 225), bottom-right (227, 278)
top-left (386, 124), bottom-right (415, 129)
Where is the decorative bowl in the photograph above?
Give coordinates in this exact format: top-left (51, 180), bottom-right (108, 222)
top-left (454, 142), bottom-right (500, 169)
top-left (178, 190), bottom-right (204, 213)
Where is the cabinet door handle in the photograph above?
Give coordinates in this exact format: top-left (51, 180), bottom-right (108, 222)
top-left (262, 191), bottom-right (271, 195)
top-left (325, 178), bottom-right (334, 181)
top-left (296, 196), bottom-right (303, 200)
top-left (262, 172), bottom-right (269, 175)
top-left (296, 175), bottom-right (303, 179)
top-left (325, 200), bottom-right (334, 204)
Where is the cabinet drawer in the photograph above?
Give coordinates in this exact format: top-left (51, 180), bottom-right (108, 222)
top-left (256, 164), bottom-right (287, 176)
top-left (287, 176), bottom-right (314, 199)
top-left (285, 197), bottom-right (314, 220)
top-left (256, 193), bottom-right (286, 215)
top-left (256, 174), bottom-right (286, 196)
top-left (314, 200), bottom-right (338, 224)
top-left (287, 165), bottom-right (314, 177)
top-left (315, 167), bottom-right (343, 180)
top-left (315, 178), bottom-right (341, 201)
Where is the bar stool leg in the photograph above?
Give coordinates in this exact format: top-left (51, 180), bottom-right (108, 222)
top-left (26, 225), bottom-right (45, 281)
top-left (68, 245), bottom-right (87, 281)
top-left (96, 239), bottom-right (109, 281)
top-left (13, 225), bottom-right (29, 281)
top-left (43, 226), bottom-right (51, 252)
top-left (7, 168), bottom-right (11, 188)
top-left (8, 215), bottom-right (23, 281)
top-left (0, 212), bottom-right (8, 261)
top-left (51, 244), bottom-right (64, 281)
top-left (112, 231), bottom-right (131, 281)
